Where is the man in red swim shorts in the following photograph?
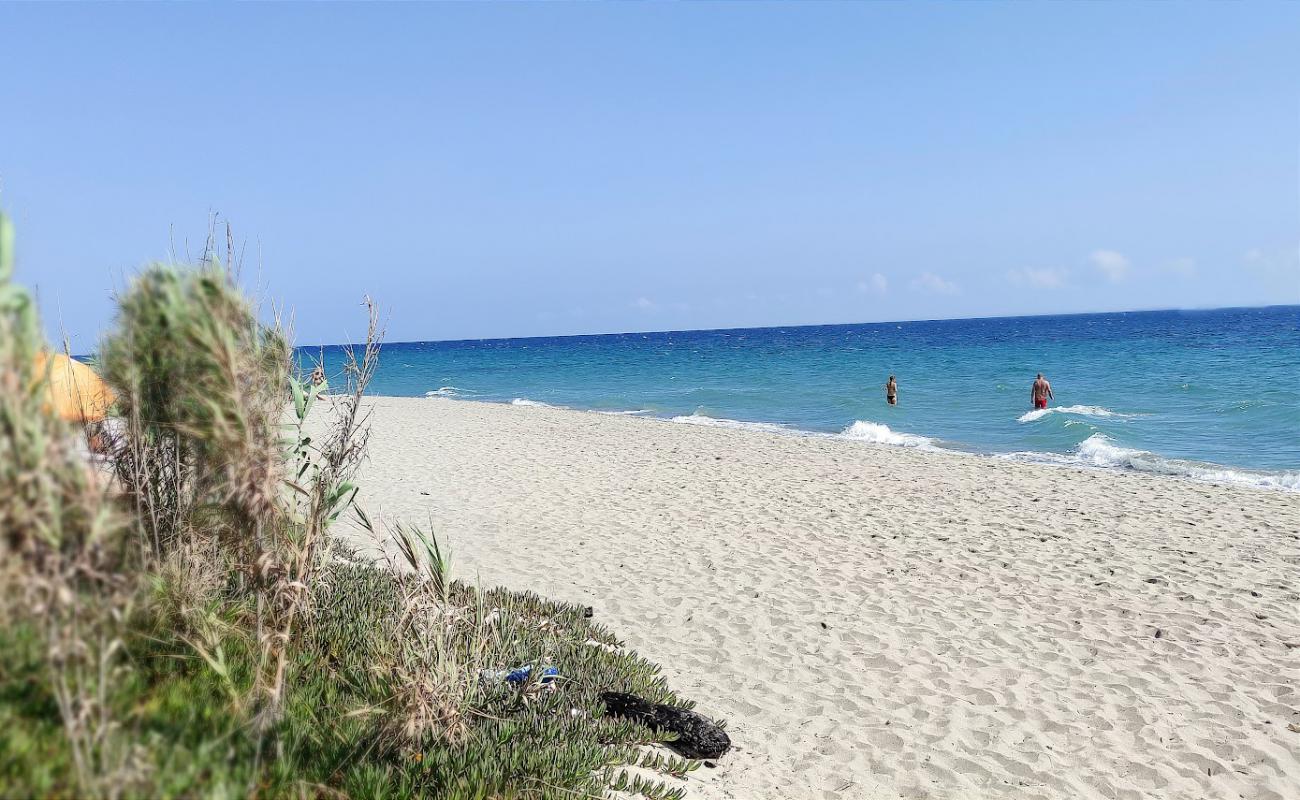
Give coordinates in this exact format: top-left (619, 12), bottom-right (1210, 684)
top-left (1031, 373), bottom-right (1054, 409)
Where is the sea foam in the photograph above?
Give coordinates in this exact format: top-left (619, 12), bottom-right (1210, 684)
top-left (669, 413), bottom-right (796, 435)
top-left (669, 413), bottom-right (940, 452)
top-left (510, 398), bottom-right (555, 408)
top-left (1016, 434), bottom-right (1300, 491)
top-left (425, 386), bottom-right (464, 398)
top-left (1017, 405), bottom-right (1133, 423)
top-left (838, 420), bottom-right (936, 449)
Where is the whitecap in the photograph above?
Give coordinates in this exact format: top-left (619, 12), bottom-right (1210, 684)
top-left (425, 386), bottom-right (463, 398)
top-left (510, 398), bottom-right (555, 408)
top-left (1017, 404), bottom-right (1135, 423)
top-left (838, 420), bottom-right (936, 450)
top-left (1010, 434), bottom-right (1300, 491)
top-left (668, 414), bottom-right (941, 450)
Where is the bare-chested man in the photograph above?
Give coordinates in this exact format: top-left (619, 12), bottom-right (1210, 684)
top-left (1031, 373), bottom-right (1053, 410)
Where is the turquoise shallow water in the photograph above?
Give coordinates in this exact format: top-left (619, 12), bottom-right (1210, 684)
top-left (314, 306), bottom-right (1300, 490)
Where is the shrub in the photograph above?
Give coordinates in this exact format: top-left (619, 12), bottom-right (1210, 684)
top-left (1, 215), bottom-right (714, 799)
top-left (99, 262), bottom-right (289, 561)
top-left (0, 212), bottom-right (144, 799)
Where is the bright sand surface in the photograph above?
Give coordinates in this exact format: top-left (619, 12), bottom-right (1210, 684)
top-left (336, 396), bottom-right (1300, 800)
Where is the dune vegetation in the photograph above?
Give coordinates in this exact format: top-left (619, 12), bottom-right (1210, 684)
top-left (0, 214), bottom-right (706, 800)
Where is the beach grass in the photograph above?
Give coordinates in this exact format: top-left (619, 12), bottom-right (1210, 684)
top-left (0, 214), bottom-right (703, 800)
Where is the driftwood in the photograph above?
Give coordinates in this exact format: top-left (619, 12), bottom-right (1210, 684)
top-left (600, 692), bottom-right (731, 759)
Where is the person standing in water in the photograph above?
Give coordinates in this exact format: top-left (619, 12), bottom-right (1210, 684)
top-left (1031, 373), bottom-right (1053, 410)
top-left (885, 375), bottom-right (898, 406)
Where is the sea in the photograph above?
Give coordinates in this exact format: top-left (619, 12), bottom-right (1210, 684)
top-left (314, 306), bottom-right (1300, 491)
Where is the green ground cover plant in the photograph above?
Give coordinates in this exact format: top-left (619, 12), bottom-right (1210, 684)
top-left (0, 214), bottom-right (708, 800)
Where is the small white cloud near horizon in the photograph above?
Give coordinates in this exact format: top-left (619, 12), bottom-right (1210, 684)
top-left (1243, 246), bottom-right (1300, 302)
top-left (632, 296), bottom-right (656, 310)
top-left (857, 272), bottom-right (889, 295)
top-left (1006, 266), bottom-right (1068, 289)
top-left (1090, 249), bottom-right (1130, 282)
top-left (911, 272), bottom-right (959, 295)
top-left (1244, 244), bottom-right (1300, 275)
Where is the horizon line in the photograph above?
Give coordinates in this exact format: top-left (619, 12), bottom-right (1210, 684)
top-left (299, 302), bottom-right (1299, 350)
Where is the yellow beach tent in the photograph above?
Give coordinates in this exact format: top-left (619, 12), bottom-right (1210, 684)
top-left (32, 352), bottom-right (116, 422)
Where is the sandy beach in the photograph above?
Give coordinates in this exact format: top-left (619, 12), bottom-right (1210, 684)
top-left (337, 396), bottom-right (1300, 800)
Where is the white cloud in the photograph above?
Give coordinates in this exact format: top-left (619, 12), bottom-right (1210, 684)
top-left (632, 296), bottom-right (656, 310)
top-left (1006, 266), bottom-right (1068, 289)
top-left (1090, 249), bottom-right (1130, 282)
top-left (857, 273), bottom-right (888, 295)
top-left (1244, 245), bottom-right (1300, 275)
top-left (911, 272), bottom-right (959, 295)
top-left (1242, 246), bottom-right (1300, 302)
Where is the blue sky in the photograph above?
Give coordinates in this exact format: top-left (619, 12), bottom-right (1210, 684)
top-left (1, 3), bottom-right (1297, 349)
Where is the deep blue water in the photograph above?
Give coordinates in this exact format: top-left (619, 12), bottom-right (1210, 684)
top-left (313, 306), bottom-right (1300, 490)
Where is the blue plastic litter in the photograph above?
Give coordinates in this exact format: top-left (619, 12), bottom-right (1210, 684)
top-left (506, 665), bottom-right (559, 685)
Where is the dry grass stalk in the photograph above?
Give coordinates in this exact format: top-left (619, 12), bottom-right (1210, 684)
top-left (0, 211), bottom-right (147, 798)
top-left (100, 260), bottom-right (290, 564)
top-left (376, 520), bottom-right (500, 751)
top-left (254, 295), bottom-right (383, 732)
top-left (97, 232), bottom-right (384, 748)
top-left (2, 213), bottom-right (700, 800)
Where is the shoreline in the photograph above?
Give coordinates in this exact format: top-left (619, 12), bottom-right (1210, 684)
top-left (416, 392), bottom-right (1299, 493)
top-left (339, 396), bottom-right (1300, 799)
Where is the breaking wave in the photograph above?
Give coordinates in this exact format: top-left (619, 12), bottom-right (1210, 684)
top-left (838, 420), bottom-right (936, 449)
top-left (1017, 404), bottom-right (1135, 423)
top-left (669, 414), bottom-right (939, 451)
top-left (1012, 434), bottom-right (1300, 491)
top-left (510, 398), bottom-right (555, 408)
top-left (425, 386), bottom-right (464, 398)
